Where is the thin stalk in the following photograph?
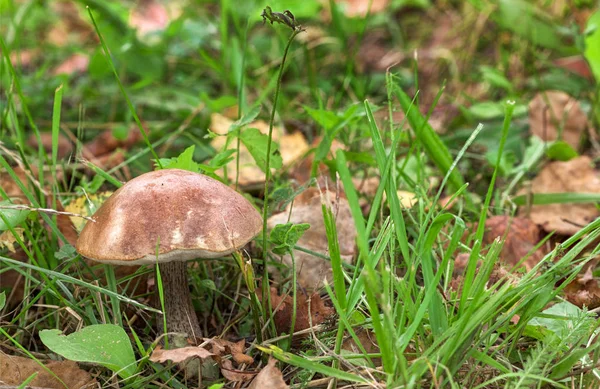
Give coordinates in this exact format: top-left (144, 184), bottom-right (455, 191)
top-left (261, 27), bottom-right (303, 329)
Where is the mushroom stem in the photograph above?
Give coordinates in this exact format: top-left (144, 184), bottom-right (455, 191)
top-left (159, 261), bottom-right (202, 345)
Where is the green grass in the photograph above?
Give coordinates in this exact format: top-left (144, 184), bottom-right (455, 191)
top-left (1, 0), bottom-right (600, 388)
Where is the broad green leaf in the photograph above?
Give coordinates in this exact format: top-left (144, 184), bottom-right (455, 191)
top-left (0, 200), bottom-right (30, 231)
top-left (465, 101), bottom-right (527, 120)
top-left (55, 244), bottom-right (77, 261)
top-left (157, 145), bottom-right (201, 173)
top-left (270, 223), bottom-right (310, 255)
top-left (546, 141), bottom-right (579, 161)
top-left (40, 325), bottom-right (137, 379)
top-left (495, 0), bottom-right (576, 55)
top-left (239, 128), bottom-right (283, 172)
top-left (584, 11), bottom-right (600, 81)
top-left (528, 302), bottom-right (593, 341)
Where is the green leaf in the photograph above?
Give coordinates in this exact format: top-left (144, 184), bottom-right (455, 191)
top-left (465, 101), bottom-right (527, 120)
top-left (0, 291), bottom-right (5, 311)
top-left (584, 11), bottom-right (600, 81)
top-left (39, 325), bottom-right (137, 379)
top-left (270, 223), bottom-right (310, 255)
top-left (528, 302), bottom-right (592, 341)
top-left (157, 145), bottom-right (201, 173)
top-left (239, 128), bottom-right (283, 173)
top-left (494, 0), bottom-right (576, 55)
top-left (55, 244), bottom-right (77, 261)
top-left (546, 141), bottom-right (579, 161)
top-left (0, 201), bottom-right (30, 231)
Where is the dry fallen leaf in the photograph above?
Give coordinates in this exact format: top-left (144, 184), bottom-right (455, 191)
top-left (553, 56), bottom-right (594, 80)
top-left (149, 345), bottom-right (214, 364)
top-left (130, 0), bottom-right (178, 40)
top-left (248, 357), bottom-right (289, 389)
top-left (210, 113), bottom-right (309, 188)
top-left (27, 132), bottom-right (73, 160)
top-left (52, 53), bottom-right (90, 76)
top-left (268, 187), bottom-right (356, 290)
top-left (521, 156), bottom-right (600, 235)
top-left (204, 338), bottom-right (254, 365)
top-left (335, 0), bottom-right (390, 17)
top-left (563, 257), bottom-right (600, 309)
top-left (529, 91), bottom-right (588, 150)
top-left (0, 353), bottom-right (96, 389)
top-left (483, 216), bottom-right (546, 271)
top-left (220, 359), bottom-right (257, 382)
top-left (268, 287), bottom-right (334, 335)
top-left (0, 228), bottom-right (24, 254)
top-left (83, 127), bottom-right (145, 159)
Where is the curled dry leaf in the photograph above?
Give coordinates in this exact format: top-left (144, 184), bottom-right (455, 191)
top-left (529, 91), bottom-right (588, 149)
top-left (204, 338), bottom-right (254, 365)
top-left (248, 357), bottom-right (289, 389)
top-left (149, 345), bottom-right (214, 364)
top-left (267, 187), bottom-right (356, 290)
top-left (483, 216), bottom-right (547, 271)
top-left (553, 56), bottom-right (594, 80)
top-left (520, 156), bottom-right (600, 235)
top-left (210, 113), bottom-right (309, 188)
top-left (563, 257), bottom-right (600, 309)
top-left (268, 287), bottom-right (335, 335)
top-left (0, 353), bottom-right (96, 389)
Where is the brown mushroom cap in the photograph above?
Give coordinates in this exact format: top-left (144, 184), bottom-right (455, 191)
top-left (76, 169), bottom-right (263, 265)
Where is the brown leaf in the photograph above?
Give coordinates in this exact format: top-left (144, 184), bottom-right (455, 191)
top-left (529, 91), bottom-right (588, 149)
top-left (220, 359), bottom-right (256, 382)
top-left (248, 358), bottom-right (289, 389)
top-left (335, 0), bottom-right (390, 17)
top-left (129, 0), bottom-right (178, 40)
top-left (267, 187), bottom-right (356, 290)
top-left (27, 132), bottom-right (73, 160)
top-left (553, 56), bottom-right (594, 80)
top-left (521, 156), bottom-right (600, 235)
top-left (83, 127), bottom-right (145, 158)
top-left (52, 53), bottom-right (89, 76)
top-left (267, 287), bottom-right (334, 335)
top-left (0, 353), bottom-right (96, 389)
top-left (204, 338), bottom-right (254, 365)
top-left (210, 113), bottom-right (309, 188)
top-left (483, 216), bottom-right (546, 271)
top-left (563, 257), bottom-right (600, 309)
top-left (149, 345), bottom-right (214, 364)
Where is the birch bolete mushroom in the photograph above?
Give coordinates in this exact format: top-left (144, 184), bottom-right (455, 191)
top-left (76, 169), bottom-right (262, 343)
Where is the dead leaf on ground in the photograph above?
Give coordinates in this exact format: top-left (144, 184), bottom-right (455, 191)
top-left (220, 359), bottom-right (257, 382)
top-left (52, 53), bottom-right (90, 76)
top-left (334, 0), bottom-right (390, 17)
top-left (267, 187), bottom-right (356, 290)
top-left (149, 345), bottom-right (214, 364)
top-left (341, 328), bottom-right (382, 366)
top-left (529, 91), bottom-right (588, 149)
top-left (0, 247), bottom-right (28, 308)
top-left (520, 156), bottom-right (600, 235)
top-left (248, 357), bottom-right (289, 389)
top-left (0, 353), bottom-right (96, 389)
top-left (204, 338), bottom-right (254, 365)
top-left (210, 113), bottom-right (309, 188)
top-left (563, 257), bottom-right (600, 309)
top-left (553, 56), bottom-right (594, 80)
top-left (267, 287), bottom-right (335, 335)
top-left (83, 126), bottom-right (145, 159)
top-left (130, 0), bottom-right (180, 41)
top-left (48, 1), bottom-right (96, 47)
top-left (27, 132), bottom-right (73, 159)
top-left (483, 216), bottom-right (547, 271)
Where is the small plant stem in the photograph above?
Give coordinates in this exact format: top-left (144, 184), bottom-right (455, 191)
top-left (261, 28), bottom-right (302, 329)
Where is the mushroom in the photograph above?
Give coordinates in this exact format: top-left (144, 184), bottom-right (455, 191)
top-left (76, 169), bottom-right (263, 343)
